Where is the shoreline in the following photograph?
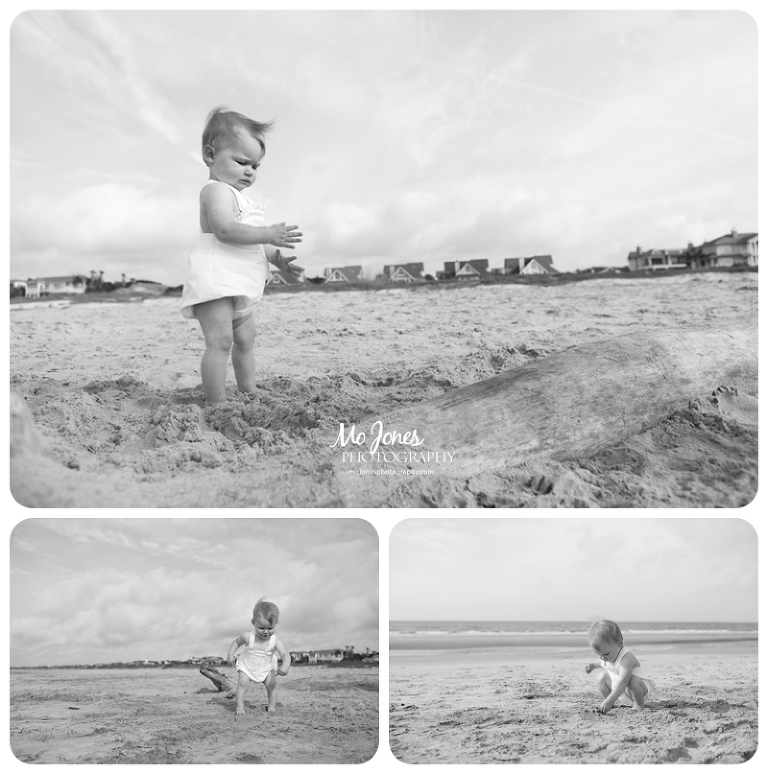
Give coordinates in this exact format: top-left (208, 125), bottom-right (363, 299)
top-left (390, 631), bottom-right (757, 651)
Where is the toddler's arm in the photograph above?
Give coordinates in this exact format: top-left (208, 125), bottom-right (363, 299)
top-left (275, 639), bottom-right (291, 676)
top-left (585, 662), bottom-right (600, 673)
top-left (226, 632), bottom-right (249, 665)
top-left (202, 183), bottom-right (302, 249)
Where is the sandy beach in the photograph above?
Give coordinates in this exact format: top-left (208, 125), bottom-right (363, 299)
top-left (389, 639), bottom-right (757, 764)
top-left (10, 665), bottom-right (378, 764)
top-left (9, 271), bottom-right (757, 507)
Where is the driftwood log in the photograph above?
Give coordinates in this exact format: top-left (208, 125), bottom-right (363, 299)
top-left (199, 663), bottom-right (236, 693)
top-left (333, 327), bottom-right (757, 504)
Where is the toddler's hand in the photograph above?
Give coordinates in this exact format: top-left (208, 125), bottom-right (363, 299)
top-left (598, 698), bottom-right (613, 714)
top-left (278, 667), bottom-right (289, 676)
top-left (585, 663), bottom-right (595, 674)
top-left (268, 223), bottom-right (302, 249)
top-left (269, 249), bottom-right (301, 275)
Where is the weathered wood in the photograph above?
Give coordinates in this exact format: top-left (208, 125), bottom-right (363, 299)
top-left (333, 327), bottom-right (756, 502)
top-left (199, 663), bottom-right (236, 693)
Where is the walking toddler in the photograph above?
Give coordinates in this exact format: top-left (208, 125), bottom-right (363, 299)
top-left (227, 598), bottom-right (291, 718)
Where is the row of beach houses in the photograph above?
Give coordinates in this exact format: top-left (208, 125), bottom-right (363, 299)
top-left (10, 275), bottom-right (158, 298)
top-left (10, 230), bottom-right (758, 297)
top-left (40, 647), bottom-right (379, 670)
top-left (126, 646), bottom-right (377, 668)
top-left (9, 255), bottom-right (554, 297)
top-left (273, 255), bottom-right (557, 286)
top-left (314, 229), bottom-right (759, 285)
top-left (270, 228), bottom-right (758, 285)
top-left (8, 255), bottom-right (557, 297)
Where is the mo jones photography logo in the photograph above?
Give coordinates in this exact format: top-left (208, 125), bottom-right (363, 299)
top-left (329, 421), bottom-right (455, 465)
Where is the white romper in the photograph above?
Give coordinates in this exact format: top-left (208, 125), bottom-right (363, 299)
top-left (601, 646), bottom-right (657, 706)
top-left (236, 631), bottom-right (278, 683)
top-left (180, 181), bottom-right (270, 320)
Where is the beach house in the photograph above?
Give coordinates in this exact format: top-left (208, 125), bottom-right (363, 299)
top-left (626, 247), bottom-right (688, 272)
top-left (315, 649), bottom-right (345, 663)
top-left (687, 229), bottom-right (758, 270)
top-left (324, 266), bottom-right (364, 283)
top-left (298, 649), bottom-right (345, 665)
top-left (503, 256), bottom-right (558, 275)
top-left (382, 263), bottom-right (425, 282)
top-left (267, 265), bottom-right (306, 286)
top-left (627, 230), bottom-right (758, 271)
top-left (442, 259), bottom-right (492, 280)
top-left (23, 275), bottom-right (89, 297)
top-left (10, 279), bottom-right (29, 298)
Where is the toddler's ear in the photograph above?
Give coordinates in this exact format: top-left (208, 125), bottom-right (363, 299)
top-left (203, 145), bottom-right (216, 165)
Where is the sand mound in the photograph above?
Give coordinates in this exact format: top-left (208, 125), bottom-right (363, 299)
top-left (10, 389), bottom-right (43, 457)
top-left (9, 372), bottom-right (757, 508)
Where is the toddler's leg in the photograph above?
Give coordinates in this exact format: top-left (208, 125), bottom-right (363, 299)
top-left (593, 668), bottom-right (613, 700)
top-left (235, 670), bottom-right (252, 720)
top-left (625, 675), bottom-right (648, 710)
top-left (195, 298), bottom-right (235, 406)
top-left (231, 313), bottom-right (257, 395)
top-left (264, 671), bottom-right (278, 713)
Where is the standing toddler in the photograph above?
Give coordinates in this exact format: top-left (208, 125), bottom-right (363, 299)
top-left (181, 107), bottom-right (302, 407)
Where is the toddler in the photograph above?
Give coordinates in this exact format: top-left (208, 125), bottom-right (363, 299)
top-left (227, 598), bottom-right (291, 718)
top-left (181, 107), bottom-right (302, 407)
top-left (585, 619), bottom-right (656, 713)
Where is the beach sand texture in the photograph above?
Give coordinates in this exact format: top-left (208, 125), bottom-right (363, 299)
top-left (10, 272), bottom-right (757, 507)
top-left (389, 643), bottom-right (757, 764)
top-left (10, 666), bottom-right (378, 764)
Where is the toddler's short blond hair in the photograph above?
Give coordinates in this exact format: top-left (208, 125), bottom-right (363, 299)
top-left (202, 107), bottom-right (273, 165)
top-left (589, 619), bottom-right (623, 647)
top-left (252, 597), bottom-right (279, 626)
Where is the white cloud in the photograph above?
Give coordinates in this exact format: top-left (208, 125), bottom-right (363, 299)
top-left (12, 183), bottom-right (194, 280)
top-left (321, 202), bottom-right (382, 245)
top-left (10, 519), bottom-right (378, 666)
top-left (84, 12), bottom-right (184, 145)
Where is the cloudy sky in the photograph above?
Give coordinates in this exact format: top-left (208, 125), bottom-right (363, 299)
top-left (9, 7), bottom-right (757, 285)
top-left (9, 519), bottom-right (378, 667)
top-left (390, 519), bottom-right (757, 622)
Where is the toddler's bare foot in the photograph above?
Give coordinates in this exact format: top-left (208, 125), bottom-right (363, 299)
top-left (267, 703), bottom-right (277, 714)
top-left (631, 703), bottom-right (645, 711)
top-left (235, 705), bottom-right (246, 720)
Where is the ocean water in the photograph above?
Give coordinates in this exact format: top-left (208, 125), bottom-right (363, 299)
top-left (390, 621), bottom-right (757, 650)
top-left (391, 621), bottom-right (756, 636)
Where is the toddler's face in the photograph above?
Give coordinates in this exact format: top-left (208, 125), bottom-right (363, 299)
top-left (592, 637), bottom-right (622, 663)
top-left (206, 131), bottom-right (265, 191)
top-left (253, 614), bottom-right (277, 640)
